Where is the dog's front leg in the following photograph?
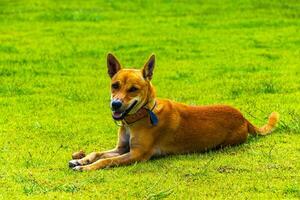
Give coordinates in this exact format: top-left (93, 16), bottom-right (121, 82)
top-left (73, 132), bottom-right (154, 171)
top-left (73, 148), bottom-right (151, 171)
top-left (69, 149), bottom-right (121, 168)
top-left (69, 126), bottom-right (129, 168)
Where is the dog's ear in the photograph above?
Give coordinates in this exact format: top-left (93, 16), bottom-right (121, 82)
top-left (142, 54), bottom-right (155, 80)
top-left (107, 53), bottom-right (121, 78)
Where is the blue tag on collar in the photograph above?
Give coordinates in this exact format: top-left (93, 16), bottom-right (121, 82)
top-left (147, 109), bottom-right (158, 126)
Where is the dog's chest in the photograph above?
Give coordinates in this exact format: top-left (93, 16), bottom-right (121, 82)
top-left (124, 126), bottom-right (131, 145)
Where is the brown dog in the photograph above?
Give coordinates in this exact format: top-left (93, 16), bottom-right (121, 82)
top-left (69, 53), bottom-right (279, 171)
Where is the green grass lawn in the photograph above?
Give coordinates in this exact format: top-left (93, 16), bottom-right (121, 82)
top-left (1, 0), bottom-right (300, 199)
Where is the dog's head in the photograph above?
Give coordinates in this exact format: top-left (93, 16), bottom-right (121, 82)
top-left (107, 53), bottom-right (156, 120)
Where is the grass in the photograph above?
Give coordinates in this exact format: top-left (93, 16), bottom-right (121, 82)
top-left (0, 0), bottom-right (300, 199)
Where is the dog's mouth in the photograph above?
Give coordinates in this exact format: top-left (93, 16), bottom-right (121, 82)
top-left (112, 100), bottom-right (138, 120)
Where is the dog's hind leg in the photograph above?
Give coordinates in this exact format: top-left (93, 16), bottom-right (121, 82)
top-left (221, 123), bottom-right (249, 147)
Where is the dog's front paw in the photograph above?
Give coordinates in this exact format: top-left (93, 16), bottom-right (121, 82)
top-left (68, 160), bottom-right (81, 168)
top-left (72, 165), bottom-right (83, 171)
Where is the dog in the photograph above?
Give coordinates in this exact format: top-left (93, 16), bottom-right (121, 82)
top-left (69, 53), bottom-right (279, 171)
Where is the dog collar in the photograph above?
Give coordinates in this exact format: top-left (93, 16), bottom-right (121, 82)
top-left (121, 101), bottom-right (158, 126)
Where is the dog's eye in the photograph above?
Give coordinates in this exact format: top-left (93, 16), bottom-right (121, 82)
top-left (128, 86), bottom-right (138, 92)
top-left (111, 83), bottom-right (120, 90)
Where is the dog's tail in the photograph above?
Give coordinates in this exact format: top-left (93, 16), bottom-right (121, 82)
top-left (247, 112), bottom-right (280, 135)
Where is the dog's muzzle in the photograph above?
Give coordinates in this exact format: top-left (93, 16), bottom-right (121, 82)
top-left (112, 100), bottom-right (138, 120)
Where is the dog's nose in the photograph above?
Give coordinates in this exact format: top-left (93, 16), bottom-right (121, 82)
top-left (111, 100), bottom-right (122, 110)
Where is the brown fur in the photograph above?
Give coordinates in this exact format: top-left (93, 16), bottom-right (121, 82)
top-left (69, 54), bottom-right (279, 171)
